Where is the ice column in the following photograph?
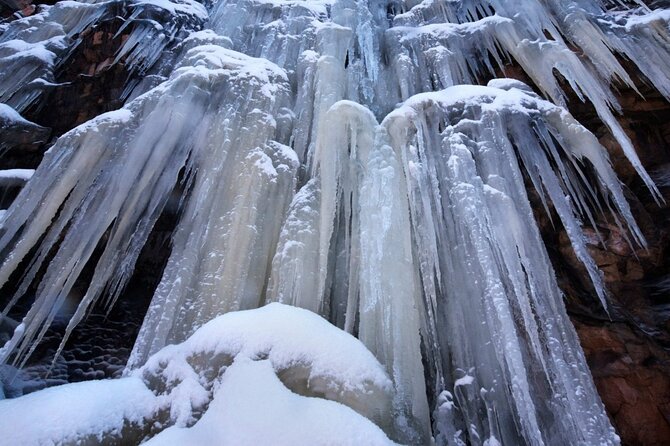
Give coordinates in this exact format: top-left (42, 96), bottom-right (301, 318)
top-left (0, 42), bottom-right (293, 369)
top-left (268, 100), bottom-right (432, 443)
top-left (383, 83), bottom-right (626, 445)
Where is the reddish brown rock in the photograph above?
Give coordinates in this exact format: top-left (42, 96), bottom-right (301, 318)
top-left (574, 321), bottom-right (670, 445)
top-left (549, 79), bottom-right (670, 445)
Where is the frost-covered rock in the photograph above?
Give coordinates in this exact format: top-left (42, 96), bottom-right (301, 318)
top-left (0, 377), bottom-right (158, 444)
top-left (0, 0), bottom-right (207, 111)
top-left (0, 103), bottom-right (49, 151)
top-left (137, 302), bottom-right (393, 428)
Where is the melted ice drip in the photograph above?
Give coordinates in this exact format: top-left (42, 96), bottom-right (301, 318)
top-left (1, 0), bottom-right (669, 444)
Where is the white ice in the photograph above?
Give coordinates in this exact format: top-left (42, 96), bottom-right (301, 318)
top-left (0, 0), bottom-right (668, 444)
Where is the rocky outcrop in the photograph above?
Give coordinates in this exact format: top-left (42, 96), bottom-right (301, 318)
top-left (27, 16), bottom-right (130, 137)
top-left (576, 321), bottom-right (670, 445)
top-left (544, 83), bottom-right (670, 445)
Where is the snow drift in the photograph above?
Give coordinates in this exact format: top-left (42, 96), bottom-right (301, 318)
top-left (0, 304), bottom-right (397, 445)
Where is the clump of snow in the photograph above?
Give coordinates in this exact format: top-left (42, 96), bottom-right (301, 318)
top-left (0, 103), bottom-right (49, 151)
top-left (454, 374), bottom-right (474, 387)
top-left (132, 0), bottom-right (208, 21)
top-left (0, 304), bottom-right (395, 444)
top-left (145, 358), bottom-right (397, 446)
top-left (0, 103), bottom-right (33, 126)
top-left (0, 377), bottom-right (157, 444)
top-left (0, 169), bottom-right (34, 181)
top-left (137, 303), bottom-right (393, 426)
top-left (0, 169), bottom-right (35, 187)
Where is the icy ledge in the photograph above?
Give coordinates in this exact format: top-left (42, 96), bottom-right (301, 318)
top-left (0, 303), bottom-right (397, 445)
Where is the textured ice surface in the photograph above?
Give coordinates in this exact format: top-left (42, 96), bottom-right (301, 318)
top-left (0, 41), bottom-right (292, 370)
top-left (380, 84), bottom-right (624, 445)
top-left (2, 0), bottom-right (669, 444)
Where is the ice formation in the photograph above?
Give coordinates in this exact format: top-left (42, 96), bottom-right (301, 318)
top-left (0, 0), bottom-right (207, 111)
top-left (1, 0), bottom-right (669, 444)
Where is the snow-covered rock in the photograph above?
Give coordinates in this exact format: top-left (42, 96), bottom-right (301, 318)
top-left (0, 304), bottom-right (396, 445)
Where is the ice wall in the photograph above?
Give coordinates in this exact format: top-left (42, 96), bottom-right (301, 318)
top-left (1, 0), bottom-right (670, 444)
top-left (0, 37), bottom-right (292, 368)
top-left (381, 83), bottom-right (629, 445)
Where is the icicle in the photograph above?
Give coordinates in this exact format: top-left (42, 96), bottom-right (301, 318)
top-left (0, 0), bottom-right (207, 112)
top-left (359, 129), bottom-right (432, 444)
top-left (0, 103), bottom-right (50, 151)
top-left (0, 43), bottom-right (292, 368)
top-left (129, 138), bottom-right (299, 367)
top-left (386, 1), bottom-right (667, 199)
top-left (266, 178), bottom-right (322, 313)
top-left (125, 50), bottom-right (296, 367)
top-left (268, 100), bottom-right (433, 443)
top-left (382, 83), bottom-right (625, 445)
top-left (0, 1), bottom-right (98, 111)
top-left (112, 0), bottom-right (208, 78)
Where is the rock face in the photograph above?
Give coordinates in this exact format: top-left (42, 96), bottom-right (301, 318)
top-left (575, 322), bottom-right (670, 445)
top-left (542, 82), bottom-right (670, 446)
top-left (28, 17), bottom-right (130, 137)
top-left (2, 3), bottom-right (670, 446)
top-left (0, 2), bottom-right (162, 395)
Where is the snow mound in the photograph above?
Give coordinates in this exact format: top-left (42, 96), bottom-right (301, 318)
top-left (0, 304), bottom-right (396, 445)
top-left (137, 303), bottom-right (393, 427)
top-left (146, 358), bottom-right (397, 446)
top-left (0, 377), bottom-right (157, 445)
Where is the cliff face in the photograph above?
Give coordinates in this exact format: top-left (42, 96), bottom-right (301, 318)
top-left (558, 85), bottom-right (670, 446)
top-left (2, 2), bottom-right (670, 445)
top-left (491, 66), bottom-right (669, 443)
top-left (491, 60), bottom-right (670, 446)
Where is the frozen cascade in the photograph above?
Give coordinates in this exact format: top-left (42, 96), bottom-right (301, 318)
top-left (0, 0), bottom-right (208, 112)
top-left (0, 39), bottom-right (292, 366)
top-left (0, 0), bottom-right (669, 444)
top-left (381, 83), bottom-right (633, 445)
top-left (267, 100), bottom-right (431, 442)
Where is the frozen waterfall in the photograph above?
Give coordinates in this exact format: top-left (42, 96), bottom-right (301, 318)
top-left (1, 0), bottom-right (669, 444)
